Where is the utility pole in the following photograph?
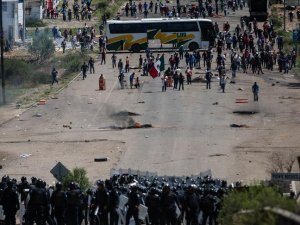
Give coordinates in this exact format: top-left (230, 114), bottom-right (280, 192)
top-left (0, 0), bottom-right (6, 104)
top-left (284, 0), bottom-right (286, 31)
top-left (23, 0), bottom-right (25, 43)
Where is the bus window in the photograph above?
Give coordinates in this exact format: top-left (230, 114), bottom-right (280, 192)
top-left (109, 23), bottom-right (146, 34)
top-left (163, 22), bottom-right (199, 32)
top-left (199, 21), bottom-right (215, 41)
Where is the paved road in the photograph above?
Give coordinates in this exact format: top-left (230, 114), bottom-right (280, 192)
top-left (1, 3), bottom-right (300, 183)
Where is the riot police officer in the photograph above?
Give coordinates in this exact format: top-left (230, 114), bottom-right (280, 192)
top-left (27, 179), bottom-right (48, 225)
top-left (125, 185), bottom-right (140, 225)
top-left (1, 179), bottom-right (19, 225)
top-left (105, 180), bottom-right (119, 225)
top-left (160, 184), bottom-right (181, 225)
top-left (184, 185), bottom-right (200, 225)
top-left (145, 188), bottom-right (160, 225)
top-left (50, 182), bottom-right (67, 225)
top-left (65, 182), bottom-right (81, 225)
top-left (95, 180), bottom-right (109, 225)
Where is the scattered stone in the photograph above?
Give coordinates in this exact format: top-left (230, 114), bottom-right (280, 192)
top-left (209, 154), bottom-right (228, 157)
top-left (63, 124), bottom-right (72, 129)
top-left (212, 102), bottom-right (218, 105)
top-left (230, 124), bottom-right (250, 128)
top-left (238, 87), bottom-right (245, 91)
top-left (138, 101), bottom-right (145, 104)
top-left (272, 83), bottom-right (275, 86)
top-left (33, 113), bottom-right (42, 117)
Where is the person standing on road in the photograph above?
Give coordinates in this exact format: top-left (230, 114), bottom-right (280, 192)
top-left (51, 67), bottom-right (58, 85)
top-left (178, 72), bottom-right (184, 91)
top-left (81, 62), bottom-right (89, 80)
top-left (125, 56), bottom-right (130, 72)
top-left (252, 82), bottom-right (259, 101)
top-left (118, 59), bottom-right (124, 74)
top-left (205, 70), bottom-right (212, 89)
top-left (185, 67), bottom-right (192, 85)
top-left (118, 71), bottom-right (125, 89)
top-left (111, 53), bottom-right (117, 68)
top-left (101, 50), bottom-right (106, 65)
top-left (161, 76), bottom-right (167, 92)
top-left (88, 57), bottom-right (95, 74)
top-left (130, 72), bottom-right (135, 89)
top-left (220, 74), bottom-right (226, 93)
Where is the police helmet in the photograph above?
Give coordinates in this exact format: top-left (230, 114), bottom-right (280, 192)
top-left (56, 182), bottom-right (63, 190)
top-left (2, 175), bottom-right (10, 183)
top-left (6, 179), bottom-right (13, 188)
top-left (69, 181), bottom-right (76, 190)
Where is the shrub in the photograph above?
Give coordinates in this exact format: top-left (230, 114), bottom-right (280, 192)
top-left (4, 59), bottom-right (32, 86)
top-left (25, 18), bottom-right (46, 27)
top-left (97, 0), bottom-right (109, 9)
top-left (62, 52), bottom-right (88, 73)
top-left (218, 186), bottom-right (298, 225)
top-left (28, 29), bottom-right (55, 63)
top-left (61, 167), bottom-right (91, 190)
top-left (4, 58), bottom-right (50, 87)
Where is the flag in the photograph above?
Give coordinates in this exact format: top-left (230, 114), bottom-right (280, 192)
top-left (149, 55), bottom-right (165, 78)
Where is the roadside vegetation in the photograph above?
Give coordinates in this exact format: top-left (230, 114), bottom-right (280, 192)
top-left (218, 185), bottom-right (299, 225)
top-left (61, 167), bottom-right (91, 190)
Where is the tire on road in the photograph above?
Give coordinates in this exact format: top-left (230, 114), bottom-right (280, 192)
top-left (131, 44), bottom-right (141, 53)
top-left (188, 42), bottom-right (199, 51)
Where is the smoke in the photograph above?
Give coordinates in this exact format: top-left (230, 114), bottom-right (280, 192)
top-left (104, 104), bottom-right (137, 128)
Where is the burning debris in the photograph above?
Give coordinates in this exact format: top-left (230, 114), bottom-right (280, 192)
top-left (105, 110), bottom-right (153, 130)
top-left (109, 122), bottom-right (153, 130)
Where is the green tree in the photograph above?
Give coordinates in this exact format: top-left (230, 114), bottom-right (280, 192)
top-left (218, 186), bottom-right (298, 225)
top-left (28, 29), bottom-right (55, 63)
top-left (61, 167), bottom-right (91, 190)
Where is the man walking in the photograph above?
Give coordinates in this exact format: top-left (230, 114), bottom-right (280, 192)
top-left (81, 62), bottom-right (89, 80)
top-left (51, 67), bottom-right (58, 85)
top-left (252, 82), bottom-right (259, 101)
top-left (88, 57), bottom-right (95, 74)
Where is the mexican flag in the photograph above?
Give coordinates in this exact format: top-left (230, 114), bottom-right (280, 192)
top-left (149, 55), bottom-right (165, 78)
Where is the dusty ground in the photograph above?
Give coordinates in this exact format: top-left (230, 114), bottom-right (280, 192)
top-left (0, 3), bottom-right (300, 184)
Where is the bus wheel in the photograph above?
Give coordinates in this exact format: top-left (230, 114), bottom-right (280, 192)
top-left (131, 44), bottom-right (141, 53)
top-left (188, 42), bottom-right (199, 51)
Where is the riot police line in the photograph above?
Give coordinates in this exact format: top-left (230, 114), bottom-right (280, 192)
top-left (0, 173), bottom-right (237, 225)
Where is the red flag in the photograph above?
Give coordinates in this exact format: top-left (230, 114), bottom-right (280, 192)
top-left (149, 66), bottom-right (159, 78)
top-left (148, 59), bottom-right (161, 78)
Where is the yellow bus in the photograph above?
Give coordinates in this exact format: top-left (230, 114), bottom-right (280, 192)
top-left (106, 18), bottom-right (216, 52)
